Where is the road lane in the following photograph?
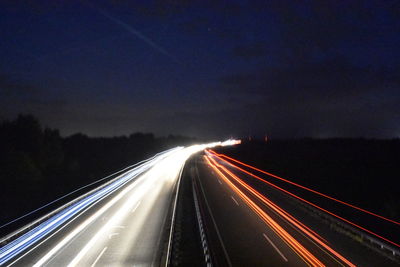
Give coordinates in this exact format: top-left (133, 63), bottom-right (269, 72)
top-left (1, 145), bottom-right (208, 267)
top-left (192, 155), bottom-right (309, 266)
top-left (4, 140), bottom-right (396, 266)
top-left (196, 153), bottom-right (398, 266)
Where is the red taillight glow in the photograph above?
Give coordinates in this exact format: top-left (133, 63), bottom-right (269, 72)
top-left (204, 155), bottom-right (326, 267)
top-left (206, 151), bottom-right (400, 249)
top-left (208, 149), bottom-right (400, 227)
top-left (206, 155), bottom-right (355, 267)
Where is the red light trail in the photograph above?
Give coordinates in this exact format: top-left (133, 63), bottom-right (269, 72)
top-left (206, 150), bottom-right (400, 249)
top-left (208, 149), bottom-right (400, 226)
top-left (204, 156), bottom-right (326, 267)
top-left (206, 155), bottom-right (357, 267)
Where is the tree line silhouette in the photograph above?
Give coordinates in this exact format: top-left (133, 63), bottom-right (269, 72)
top-left (0, 114), bottom-right (199, 228)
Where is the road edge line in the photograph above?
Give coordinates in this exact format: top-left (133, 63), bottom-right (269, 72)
top-left (163, 162), bottom-right (185, 267)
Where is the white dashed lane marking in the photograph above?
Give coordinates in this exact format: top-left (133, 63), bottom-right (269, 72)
top-left (231, 196), bottom-right (239, 206)
top-left (91, 246), bottom-right (107, 267)
top-left (263, 233), bottom-right (288, 262)
top-left (131, 201), bottom-right (141, 213)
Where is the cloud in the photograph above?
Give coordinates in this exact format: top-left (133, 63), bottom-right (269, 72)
top-left (210, 1), bottom-right (400, 137)
top-left (0, 1), bottom-right (68, 13)
top-left (0, 73), bottom-right (68, 121)
top-left (218, 56), bottom-right (400, 138)
top-left (221, 57), bottom-right (397, 101)
top-left (232, 43), bottom-right (266, 59)
top-left (0, 74), bottom-right (40, 99)
top-left (268, 1), bottom-right (399, 62)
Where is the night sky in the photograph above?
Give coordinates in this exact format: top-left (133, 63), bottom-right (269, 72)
top-left (1, 1), bottom-right (399, 139)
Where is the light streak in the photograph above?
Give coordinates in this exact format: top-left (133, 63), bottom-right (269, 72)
top-left (0, 147), bottom-right (179, 230)
top-left (207, 152), bottom-right (400, 249)
top-left (65, 176), bottom-right (149, 266)
top-left (0, 148), bottom-right (180, 265)
top-left (204, 156), bottom-right (325, 267)
top-left (33, 175), bottom-right (145, 267)
top-left (207, 155), bottom-right (355, 267)
top-left (220, 139), bottom-right (241, 146)
top-left (0, 143), bottom-right (239, 265)
top-left (90, 2), bottom-right (181, 64)
top-left (209, 150), bottom-right (400, 226)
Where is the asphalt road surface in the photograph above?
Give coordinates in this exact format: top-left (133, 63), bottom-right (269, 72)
top-left (0, 145), bottom-right (206, 267)
top-left (191, 153), bottom-right (398, 266)
top-left (1, 142), bottom-right (398, 267)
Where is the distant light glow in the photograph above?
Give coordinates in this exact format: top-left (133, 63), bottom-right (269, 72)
top-left (221, 139), bottom-right (241, 146)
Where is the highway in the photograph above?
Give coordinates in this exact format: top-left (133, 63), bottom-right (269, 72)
top-left (0, 145), bottom-right (212, 267)
top-left (1, 139), bottom-right (398, 266)
top-left (189, 151), bottom-right (399, 266)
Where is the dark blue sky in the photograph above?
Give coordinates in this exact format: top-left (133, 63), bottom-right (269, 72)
top-left (1, 1), bottom-right (399, 138)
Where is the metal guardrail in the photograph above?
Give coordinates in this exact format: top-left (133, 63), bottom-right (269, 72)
top-left (192, 174), bottom-right (212, 267)
top-left (208, 152), bottom-right (400, 263)
top-left (0, 164), bottom-right (145, 248)
top-left (294, 195), bottom-right (400, 262)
